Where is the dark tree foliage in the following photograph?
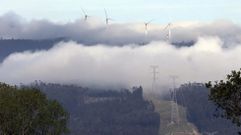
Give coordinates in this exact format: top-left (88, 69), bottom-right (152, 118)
top-left (166, 83), bottom-right (240, 135)
top-left (0, 82), bottom-right (69, 135)
top-left (29, 82), bottom-right (160, 135)
top-left (206, 69), bottom-right (241, 134)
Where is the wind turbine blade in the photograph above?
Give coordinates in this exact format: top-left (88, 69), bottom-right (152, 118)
top-left (104, 9), bottom-right (108, 19)
top-left (163, 24), bottom-right (169, 31)
top-left (147, 19), bottom-right (154, 24)
top-left (109, 18), bottom-right (114, 21)
top-left (145, 30), bottom-right (148, 35)
top-left (81, 8), bottom-right (86, 15)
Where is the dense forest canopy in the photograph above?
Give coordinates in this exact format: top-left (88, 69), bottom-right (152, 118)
top-left (25, 82), bottom-right (161, 135)
top-left (206, 69), bottom-right (241, 134)
top-left (0, 82), bottom-right (69, 135)
top-left (164, 83), bottom-right (240, 135)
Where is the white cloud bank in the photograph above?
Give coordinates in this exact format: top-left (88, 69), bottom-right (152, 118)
top-left (1, 12), bottom-right (241, 46)
top-left (1, 37), bottom-right (241, 91)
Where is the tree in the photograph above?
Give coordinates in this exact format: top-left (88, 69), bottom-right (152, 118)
top-left (0, 82), bottom-right (69, 135)
top-left (206, 69), bottom-right (241, 133)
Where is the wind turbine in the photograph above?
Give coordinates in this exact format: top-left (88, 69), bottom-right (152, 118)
top-left (104, 9), bottom-right (113, 25)
top-left (163, 23), bottom-right (172, 42)
top-left (144, 19), bottom-right (153, 35)
top-left (81, 8), bottom-right (90, 21)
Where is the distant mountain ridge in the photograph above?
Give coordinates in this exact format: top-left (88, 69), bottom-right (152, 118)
top-left (0, 38), bottom-right (68, 62)
top-left (0, 38), bottom-right (195, 62)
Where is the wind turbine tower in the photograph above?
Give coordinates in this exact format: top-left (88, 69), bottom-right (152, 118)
top-left (144, 20), bottom-right (153, 35)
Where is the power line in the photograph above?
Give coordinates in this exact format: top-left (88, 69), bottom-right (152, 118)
top-left (170, 75), bottom-right (178, 89)
top-left (163, 23), bottom-right (172, 43)
top-left (169, 75), bottom-right (180, 126)
top-left (150, 65), bottom-right (158, 92)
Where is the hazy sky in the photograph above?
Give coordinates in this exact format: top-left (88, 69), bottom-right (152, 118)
top-left (1, 1), bottom-right (241, 90)
top-left (0, 0), bottom-right (240, 23)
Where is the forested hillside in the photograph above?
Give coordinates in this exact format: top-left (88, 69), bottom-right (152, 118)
top-left (25, 82), bottom-right (160, 135)
top-left (171, 83), bottom-right (240, 135)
